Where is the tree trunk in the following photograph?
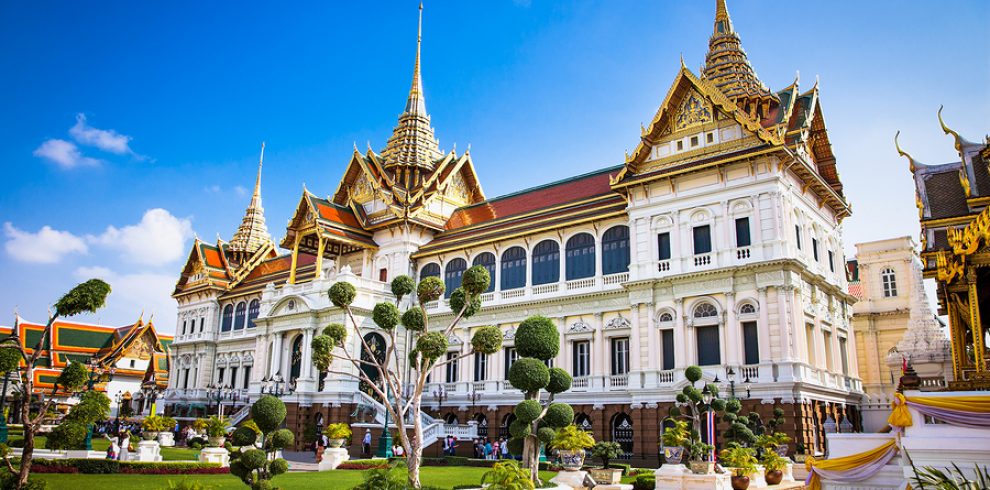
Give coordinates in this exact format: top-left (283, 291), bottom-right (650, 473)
top-left (17, 369), bottom-right (34, 490)
top-left (527, 434), bottom-right (539, 483)
top-left (406, 397), bottom-right (424, 489)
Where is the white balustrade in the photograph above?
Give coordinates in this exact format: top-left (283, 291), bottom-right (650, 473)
top-left (532, 283), bottom-right (559, 295)
top-left (500, 289), bottom-right (525, 300)
top-left (603, 272), bottom-right (629, 285)
top-left (607, 374), bottom-right (629, 389)
top-left (566, 278), bottom-right (595, 290)
top-left (693, 253), bottom-right (712, 267)
top-left (657, 370), bottom-right (675, 384)
top-left (479, 292), bottom-right (495, 303)
top-left (657, 260), bottom-right (670, 272)
top-left (571, 377), bottom-right (589, 390)
top-left (736, 247), bottom-right (751, 260)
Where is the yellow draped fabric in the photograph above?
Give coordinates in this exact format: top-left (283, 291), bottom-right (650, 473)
top-left (887, 393), bottom-right (990, 429)
top-left (805, 440), bottom-right (898, 490)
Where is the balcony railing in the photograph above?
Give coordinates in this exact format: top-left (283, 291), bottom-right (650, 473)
top-left (500, 289), bottom-right (525, 300)
top-left (740, 365), bottom-right (759, 380)
top-left (603, 272), bottom-right (628, 285)
top-left (479, 292), bottom-right (495, 303)
top-left (657, 260), bottom-right (670, 272)
top-left (657, 370), bottom-right (675, 384)
top-left (566, 278), bottom-right (595, 290)
top-left (571, 377), bottom-right (589, 390)
top-left (607, 374), bottom-right (629, 389)
top-left (693, 253), bottom-right (712, 267)
top-left (532, 283), bottom-right (559, 295)
top-left (736, 247), bottom-right (751, 260)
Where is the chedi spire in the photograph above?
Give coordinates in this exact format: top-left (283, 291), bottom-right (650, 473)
top-left (229, 142), bottom-right (272, 255)
top-left (702, 0), bottom-right (777, 117)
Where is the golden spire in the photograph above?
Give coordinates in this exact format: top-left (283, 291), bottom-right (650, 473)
top-left (895, 131), bottom-right (921, 174)
top-left (381, 2), bottom-right (442, 175)
top-left (229, 142), bottom-right (272, 256)
top-left (938, 105), bottom-right (972, 154)
top-left (702, 0), bottom-right (777, 115)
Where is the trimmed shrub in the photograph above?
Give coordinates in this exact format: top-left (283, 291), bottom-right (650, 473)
top-left (684, 365), bottom-right (703, 383)
top-left (543, 403), bottom-right (574, 429)
top-left (417, 277), bottom-right (445, 303)
top-left (390, 275), bottom-right (415, 299)
top-left (328, 281), bottom-right (356, 307)
top-left (323, 323), bottom-right (347, 342)
top-left (508, 358), bottom-right (550, 392)
top-left (336, 459), bottom-right (389, 470)
top-left (251, 395), bottom-right (286, 433)
top-left (470, 326), bottom-right (502, 354)
top-left (401, 307), bottom-right (425, 331)
top-left (56, 361), bottom-right (88, 391)
top-left (515, 316), bottom-right (559, 361)
top-left (633, 475), bottom-right (656, 490)
top-left (45, 422), bottom-right (87, 450)
top-left (269, 458), bottom-right (288, 476)
top-left (416, 331), bottom-right (448, 360)
top-left (460, 265), bottom-right (491, 296)
top-left (537, 427), bottom-right (556, 445)
top-left (546, 367), bottom-right (572, 394)
top-left (372, 302), bottom-right (401, 330)
top-left (514, 400), bottom-right (543, 423)
top-left (240, 449), bottom-right (267, 470)
top-left (449, 288), bottom-right (481, 318)
top-left (268, 429), bottom-right (294, 450)
top-left (506, 437), bottom-right (524, 455)
top-left (509, 420), bottom-right (532, 438)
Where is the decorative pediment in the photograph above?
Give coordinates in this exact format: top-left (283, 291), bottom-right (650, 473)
top-left (447, 333), bottom-right (463, 345)
top-left (567, 321), bottom-right (593, 334)
top-left (605, 316), bottom-right (631, 330)
top-left (675, 91), bottom-right (714, 131)
top-left (502, 327), bottom-right (516, 341)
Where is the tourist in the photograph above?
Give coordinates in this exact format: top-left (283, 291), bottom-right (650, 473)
top-left (492, 439), bottom-right (500, 460)
top-left (393, 443), bottom-right (404, 457)
top-left (473, 438), bottom-right (481, 459)
top-left (500, 437), bottom-right (509, 460)
top-left (117, 431), bottom-right (132, 462)
top-left (315, 431), bottom-right (328, 463)
top-left (362, 429), bottom-right (372, 457)
top-left (105, 436), bottom-right (118, 460)
top-left (484, 439), bottom-right (493, 460)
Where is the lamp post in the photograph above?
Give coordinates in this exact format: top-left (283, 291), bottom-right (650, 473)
top-left (376, 383), bottom-right (394, 458)
top-left (0, 367), bottom-right (18, 444)
top-left (140, 380), bottom-right (163, 416)
top-left (466, 389), bottom-right (481, 412)
top-left (260, 374), bottom-right (286, 398)
top-left (114, 391), bottom-right (125, 433)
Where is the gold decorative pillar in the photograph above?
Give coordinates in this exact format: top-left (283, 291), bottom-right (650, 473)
top-left (315, 234), bottom-right (326, 277)
top-left (947, 298), bottom-right (965, 379)
top-left (968, 271), bottom-right (986, 374)
top-left (288, 235), bottom-right (301, 284)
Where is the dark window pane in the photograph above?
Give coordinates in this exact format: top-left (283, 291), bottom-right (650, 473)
top-left (795, 225), bottom-right (802, 249)
top-left (501, 247), bottom-right (527, 290)
top-left (696, 325), bottom-right (721, 366)
top-left (420, 263), bottom-right (441, 280)
top-left (735, 217), bottom-right (751, 247)
top-left (565, 233), bottom-right (596, 280)
top-left (221, 305), bottom-right (233, 332)
top-left (603, 226), bottom-right (630, 274)
top-left (532, 240), bottom-right (560, 285)
top-left (742, 321), bottom-right (759, 365)
top-left (693, 225), bottom-right (712, 255)
top-left (444, 258), bottom-right (467, 298)
top-left (812, 239), bottom-right (819, 261)
top-left (658, 233), bottom-right (671, 261)
top-left (248, 300), bottom-right (260, 328)
top-left (472, 253), bottom-right (497, 292)
top-left (661, 329), bottom-right (674, 370)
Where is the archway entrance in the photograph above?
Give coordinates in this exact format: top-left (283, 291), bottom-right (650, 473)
top-left (360, 333), bottom-right (387, 399)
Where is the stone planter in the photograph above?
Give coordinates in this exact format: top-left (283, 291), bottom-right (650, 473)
top-left (664, 446), bottom-right (685, 464)
top-left (794, 454), bottom-right (808, 463)
top-left (328, 438), bottom-right (346, 448)
top-left (589, 467), bottom-right (623, 484)
top-left (689, 460), bottom-right (714, 475)
top-left (766, 469), bottom-right (783, 485)
top-left (141, 431), bottom-right (159, 441)
top-left (731, 474), bottom-right (751, 490)
top-left (775, 444), bottom-right (789, 457)
top-left (557, 449), bottom-right (586, 471)
top-left (208, 436), bottom-right (225, 447)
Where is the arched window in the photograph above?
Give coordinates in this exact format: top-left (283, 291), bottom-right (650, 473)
top-left (360, 333), bottom-right (387, 399)
top-left (602, 226), bottom-right (630, 274)
top-left (499, 413), bottom-right (517, 439)
top-left (501, 247), bottom-right (527, 290)
top-left (658, 312), bottom-right (674, 323)
top-left (444, 258), bottom-right (467, 298)
top-left (475, 413), bottom-right (488, 438)
top-left (565, 233), bottom-right (596, 280)
top-left (420, 263), bottom-right (441, 281)
top-left (248, 300), bottom-right (260, 328)
top-left (472, 253), bottom-right (496, 293)
top-left (233, 302), bottom-right (247, 330)
top-left (444, 413), bottom-right (459, 425)
top-left (739, 303), bottom-right (757, 315)
top-left (289, 334), bottom-right (304, 383)
top-left (221, 305), bottom-right (233, 332)
top-left (532, 240), bottom-right (560, 286)
top-left (575, 413), bottom-right (593, 433)
top-left (611, 413), bottom-right (634, 455)
top-left (694, 303), bottom-right (718, 318)
top-left (881, 268), bottom-right (897, 297)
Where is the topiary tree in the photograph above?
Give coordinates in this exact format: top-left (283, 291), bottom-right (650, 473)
top-left (310, 267), bottom-right (502, 489)
top-left (506, 315), bottom-right (571, 483)
top-left (0, 279), bottom-right (111, 489)
top-left (720, 398), bottom-right (757, 447)
top-left (46, 390), bottom-right (112, 451)
top-left (228, 395), bottom-right (292, 489)
top-left (673, 365), bottom-right (726, 461)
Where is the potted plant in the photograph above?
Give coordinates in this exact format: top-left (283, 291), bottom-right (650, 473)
top-left (550, 424), bottom-right (595, 471)
top-left (589, 441), bottom-right (624, 484)
top-left (481, 460), bottom-right (536, 490)
top-left (769, 432), bottom-right (791, 457)
top-left (660, 419), bottom-right (689, 465)
top-left (761, 450), bottom-right (787, 485)
top-left (324, 423), bottom-right (352, 448)
top-left (793, 443), bottom-right (807, 463)
top-left (204, 415), bottom-right (228, 447)
top-left (192, 418), bottom-right (208, 436)
top-left (140, 415), bottom-right (162, 440)
top-left (719, 444), bottom-right (758, 490)
top-left (688, 441), bottom-right (715, 474)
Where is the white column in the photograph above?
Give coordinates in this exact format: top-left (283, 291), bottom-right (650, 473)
top-left (674, 299), bottom-right (687, 367)
top-left (558, 242), bottom-right (566, 285)
top-left (645, 303), bottom-right (658, 388)
top-left (724, 292), bottom-right (738, 365)
top-left (594, 235), bottom-right (603, 280)
top-left (630, 305), bottom-right (642, 375)
top-left (592, 313), bottom-right (605, 389)
top-left (556, 318), bottom-right (568, 372)
top-left (757, 287), bottom-right (771, 365)
top-left (302, 327), bottom-right (314, 380)
top-left (271, 333), bottom-right (284, 377)
top-left (628, 218), bottom-right (640, 280)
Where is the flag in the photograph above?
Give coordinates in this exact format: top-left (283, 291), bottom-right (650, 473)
top-left (902, 357), bottom-right (908, 374)
top-left (706, 410), bottom-right (716, 461)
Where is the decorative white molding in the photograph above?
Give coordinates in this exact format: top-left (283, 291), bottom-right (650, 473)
top-left (605, 316), bottom-right (631, 330)
top-left (568, 321), bottom-right (593, 334)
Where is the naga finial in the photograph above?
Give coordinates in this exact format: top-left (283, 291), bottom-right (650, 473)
top-left (938, 105), bottom-right (967, 154)
top-left (895, 131), bottom-right (919, 174)
top-left (680, 53), bottom-right (686, 69)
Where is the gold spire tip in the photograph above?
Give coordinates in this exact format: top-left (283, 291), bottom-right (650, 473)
top-left (894, 131), bottom-right (918, 174)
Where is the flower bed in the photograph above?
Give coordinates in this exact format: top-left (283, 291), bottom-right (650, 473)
top-left (27, 458), bottom-right (226, 475)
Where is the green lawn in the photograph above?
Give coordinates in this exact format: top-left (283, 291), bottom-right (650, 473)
top-left (32, 467), bottom-right (559, 489)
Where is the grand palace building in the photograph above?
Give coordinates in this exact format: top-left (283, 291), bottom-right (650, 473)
top-left (164, 0), bottom-right (863, 461)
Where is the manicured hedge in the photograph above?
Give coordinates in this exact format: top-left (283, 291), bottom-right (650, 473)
top-left (28, 458), bottom-right (226, 475)
top-left (335, 458), bottom-right (390, 470)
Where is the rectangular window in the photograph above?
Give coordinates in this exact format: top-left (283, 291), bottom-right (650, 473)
top-left (229, 367), bottom-right (238, 389)
top-left (181, 320), bottom-right (186, 336)
top-left (657, 233), bottom-right (671, 261)
top-left (217, 368), bottom-right (225, 386)
top-left (706, 132), bottom-right (715, 143)
top-left (572, 341), bottom-right (590, 378)
top-left (503, 348), bottom-right (518, 379)
top-left (661, 330), bottom-right (675, 370)
top-left (199, 318), bottom-right (204, 332)
top-left (676, 141), bottom-right (684, 151)
top-left (474, 352), bottom-right (488, 382)
top-left (696, 326), bottom-right (721, 366)
top-left (828, 250), bottom-right (835, 272)
top-left (742, 321), bottom-right (760, 365)
top-left (839, 337), bottom-right (849, 375)
top-left (243, 366), bottom-right (252, 390)
top-left (735, 217), bottom-right (751, 247)
top-left (690, 135), bottom-right (699, 147)
top-left (183, 369), bottom-right (190, 389)
top-left (693, 225), bottom-right (712, 255)
top-left (445, 352), bottom-right (459, 383)
top-left (611, 337), bottom-right (630, 375)
top-left (379, 268), bottom-right (388, 282)
top-left (823, 330), bottom-right (834, 371)
top-left (795, 225), bottom-right (803, 250)
top-left (812, 238), bottom-right (820, 261)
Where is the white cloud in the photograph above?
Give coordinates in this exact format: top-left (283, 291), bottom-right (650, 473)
top-left (69, 113), bottom-right (139, 157)
top-left (32, 139), bottom-right (101, 169)
top-left (234, 185), bottom-right (248, 197)
top-left (88, 209), bottom-right (194, 266)
top-left (3, 222), bottom-right (88, 263)
top-left (73, 266), bottom-right (178, 330)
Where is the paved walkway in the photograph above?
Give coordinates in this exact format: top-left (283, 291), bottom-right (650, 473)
top-left (283, 450), bottom-right (322, 471)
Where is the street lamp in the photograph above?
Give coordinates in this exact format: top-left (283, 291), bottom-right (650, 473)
top-left (466, 389), bottom-right (481, 411)
top-left (726, 367), bottom-right (736, 399)
top-left (260, 373), bottom-right (286, 398)
top-left (432, 386), bottom-right (447, 413)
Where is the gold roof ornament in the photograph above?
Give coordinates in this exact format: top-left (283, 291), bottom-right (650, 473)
top-left (938, 105), bottom-right (973, 155)
top-left (895, 131), bottom-right (921, 174)
top-left (229, 142), bottom-right (273, 256)
top-left (702, 0), bottom-right (777, 116)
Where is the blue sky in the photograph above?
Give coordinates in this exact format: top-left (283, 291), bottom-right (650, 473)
top-left (1, 1), bottom-right (987, 332)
